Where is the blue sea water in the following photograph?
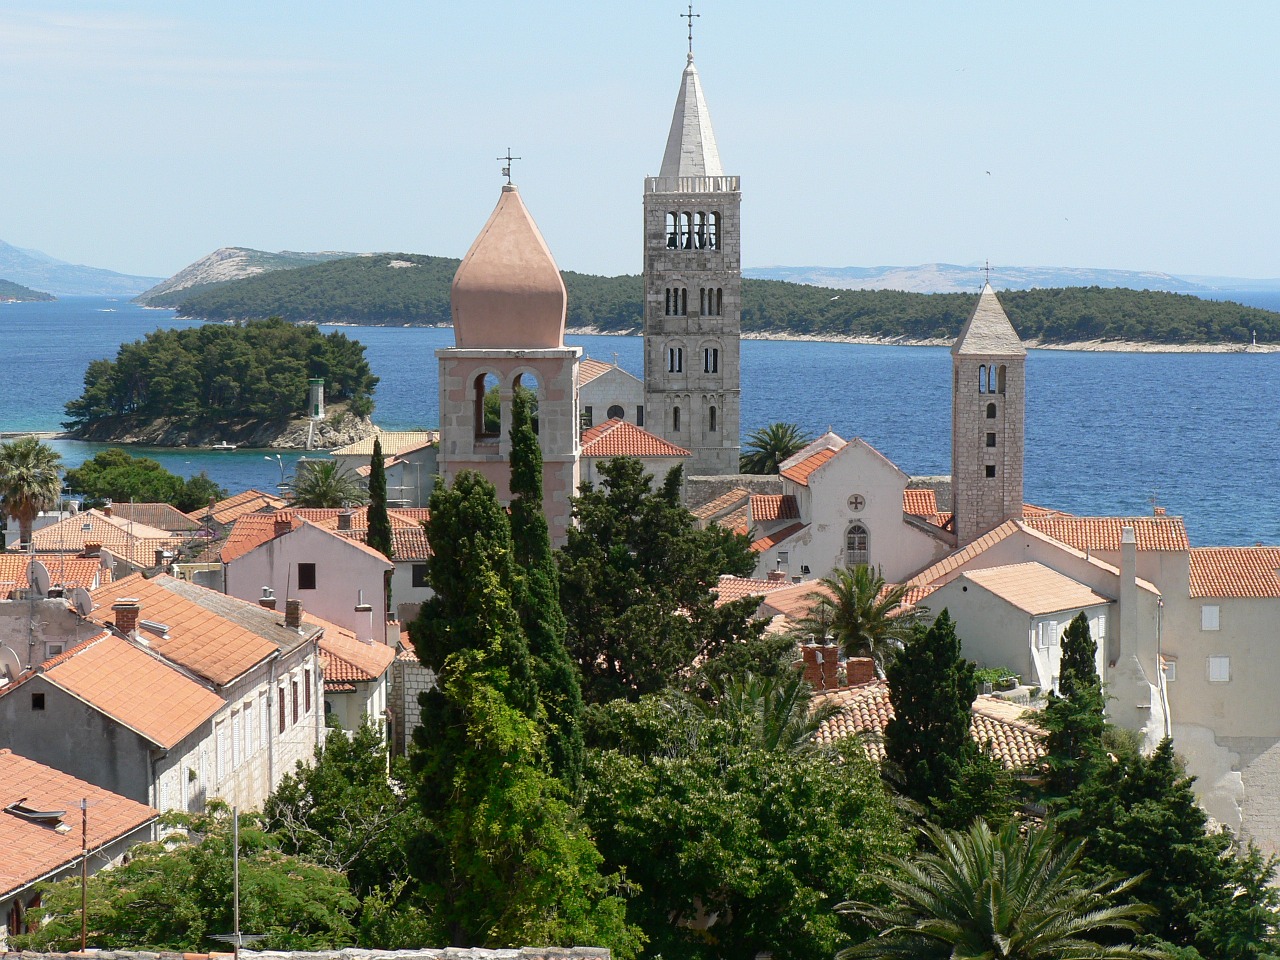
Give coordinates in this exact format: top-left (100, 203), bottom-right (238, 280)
top-left (1, 295), bottom-right (1277, 547)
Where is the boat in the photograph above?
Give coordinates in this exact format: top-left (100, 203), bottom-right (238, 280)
top-left (211, 441), bottom-right (238, 451)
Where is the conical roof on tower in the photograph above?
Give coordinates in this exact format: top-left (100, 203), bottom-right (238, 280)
top-left (659, 53), bottom-right (725, 179)
top-left (952, 283), bottom-right (1026, 357)
top-left (450, 183), bottom-right (567, 350)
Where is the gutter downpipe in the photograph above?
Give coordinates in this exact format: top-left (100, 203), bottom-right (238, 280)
top-left (1157, 596), bottom-right (1171, 739)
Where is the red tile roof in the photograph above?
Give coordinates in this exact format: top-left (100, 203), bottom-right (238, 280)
top-left (902, 488), bottom-right (938, 517)
top-left (221, 512), bottom-right (400, 566)
top-left (187, 489), bottom-right (287, 527)
top-left (0, 749), bottom-right (158, 896)
top-left (1190, 547), bottom-right (1280, 598)
top-left (691, 487), bottom-right (752, 521)
top-left (751, 494), bottom-right (800, 522)
top-left (905, 520), bottom-right (1023, 590)
top-left (27, 510), bottom-right (194, 568)
top-left (0, 555), bottom-right (105, 597)
top-left (814, 680), bottom-right (1044, 769)
top-left (713, 574), bottom-right (796, 607)
top-left (581, 418), bottom-right (691, 458)
top-left (319, 630), bottom-right (395, 687)
top-left (1022, 514), bottom-right (1190, 552)
top-left (750, 522), bottom-right (807, 553)
top-left (107, 502), bottom-right (203, 533)
top-left (577, 357), bottom-right (616, 386)
top-left (716, 505), bottom-right (751, 536)
top-left (779, 447), bottom-right (837, 485)
top-left (36, 633), bottom-right (224, 748)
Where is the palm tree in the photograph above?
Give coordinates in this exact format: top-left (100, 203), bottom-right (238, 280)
top-left (0, 436), bottom-right (63, 547)
top-left (287, 460), bottom-right (368, 508)
top-left (798, 565), bottom-right (920, 675)
top-left (739, 421), bottom-right (813, 474)
top-left (689, 670), bottom-right (843, 754)
top-left (837, 819), bottom-right (1158, 960)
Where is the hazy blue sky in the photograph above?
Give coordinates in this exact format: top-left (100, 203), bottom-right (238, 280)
top-left (3, 2), bottom-right (1278, 280)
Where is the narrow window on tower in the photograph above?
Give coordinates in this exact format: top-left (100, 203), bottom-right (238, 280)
top-left (986, 432), bottom-right (996, 448)
top-left (679, 212), bottom-right (693, 249)
top-left (987, 366), bottom-right (996, 393)
top-left (985, 464), bottom-right (996, 478)
top-left (986, 402), bottom-right (997, 419)
top-left (665, 288), bottom-right (673, 316)
top-left (709, 406), bottom-right (718, 432)
top-left (668, 346), bottom-right (683, 373)
top-left (680, 288), bottom-right (688, 315)
top-left (665, 212), bottom-right (678, 248)
top-left (998, 365), bottom-right (1007, 394)
top-left (704, 347), bottom-right (719, 373)
top-left (700, 287), bottom-right (707, 315)
top-left (673, 406), bottom-right (682, 432)
top-left (978, 365), bottom-right (987, 394)
top-left (693, 211), bottom-right (707, 249)
top-left (708, 212), bottom-right (720, 249)
top-left (636, 405), bottom-right (645, 427)
top-left (714, 288), bottom-right (723, 315)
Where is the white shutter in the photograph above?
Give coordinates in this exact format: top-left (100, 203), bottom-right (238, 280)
top-left (1202, 605), bottom-right (1220, 631)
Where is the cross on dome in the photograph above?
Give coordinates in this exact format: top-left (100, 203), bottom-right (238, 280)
top-left (681, 3), bottom-right (700, 56)
top-left (497, 147), bottom-right (521, 185)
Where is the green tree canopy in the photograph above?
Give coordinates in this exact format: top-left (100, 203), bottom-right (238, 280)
top-left (64, 448), bottom-right (228, 512)
top-left (557, 457), bottom-right (770, 703)
top-left (1040, 612), bottom-right (1108, 804)
top-left (288, 459), bottom-right (368, 508)
top-left (14, 805), bottom-right (358, 952)
top-left (0, 436), bottom-right (63, 546)
top-left (585, 692), bottom-right (909, 960)
top-left (798, 565), bottom-right (922, 675)
top-left (740, 421), bottom-right (814, 474)
top-left (365, 436), bottom-right (393, 559)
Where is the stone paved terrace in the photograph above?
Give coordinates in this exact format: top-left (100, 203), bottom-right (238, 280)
top-left (0, 949), bottom-right (608, 960)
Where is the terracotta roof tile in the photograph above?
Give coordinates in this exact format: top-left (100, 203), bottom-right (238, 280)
top-left (577, 357), bottom-right (616, 386)
top-left (814, 680), bottom-right (1044, 769)
top-left (715, 504), bottom-right (750, 536)
top-left (0, 555), bottom-right (104, 597)
top-left (963, 562), bottom-right (1112, 615)
top-left (329, 430), bottom-right (438, 458)
top-left (751, 494), bottom-right (800, 522)
top-left (691, 487), bottom-right (752, 522)
top-left (779, 447), bottom-right (837, 485)
top-left (34, 633), bottom-right (224, 747)
top-left (319, 628), bottom-right (395, 686)
top-left (750, 522), bottom-right (806, 553)
top-left (713, 574), bottom-right (796, 607)
top-left (581, 418), bottom-right (691, 458)
top-left (187, 489), bottom-right (287, 527)
top-left (0, 749), bottom-right (158, 896)
top-left (108, 503), bottom-right (203, 533)
top-left (902, 488), bottom-right (938, 517)
top-left (1190, 547), bottom-right (1280, 598)
top-left (28, 510), bottom-right (196, 567)
top-left (757, 579), bottom-right (829, 620)
top-left (905, 520), bottom-right (1023, 590)
top-left (1023, 514), bottom-right (1190, 552)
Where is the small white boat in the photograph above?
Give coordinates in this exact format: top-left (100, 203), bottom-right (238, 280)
top-left (211, 441), bottom-right (238, 451)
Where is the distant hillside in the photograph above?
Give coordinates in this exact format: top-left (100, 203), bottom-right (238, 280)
top-left (0, 278), bottom-right (54, 302)
top-left (135, 246), bottom-right (356, 307)
top-left (0, 240), bottom-right (161, 296)
top-left (745, 263), bottom-right (1280, 294)
top-left (164, 253), bottom-right (1280, 346)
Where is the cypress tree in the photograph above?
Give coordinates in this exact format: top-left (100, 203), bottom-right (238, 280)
top-left (366, 435), bottom-right (393, 560)
top-left (883, 610), bottom-right (979, 819)
top-left (508, 388), bottom-right (585, 790)
top-left (1041, 612), bottom-right (1107, 802)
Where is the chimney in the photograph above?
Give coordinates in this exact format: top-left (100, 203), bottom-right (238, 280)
top-left (1153, 505), bottom-right (1166, 516)
top-left (799, 643), bottom-right (840, 690)
top-left (766, 570), bottom-right (787, 583)
top-left (102, 504), bottom-right (112, 518)
top-left (259, 586), bottom-right (277, 611)
top-left (337, 510), bottom-right (354, 532)
top-left (82, 542), bottom-right (102, 558)
top-left (113, 599), bottom-right (141, 636)
top-left (844, 657), bottom-right (876, 686)
top-left (1117, 525), bottom-right (1138, 666)
top-left (285, 598), bottom-right (303, 631)
top-left (274, 511), bottom-right (294, 539)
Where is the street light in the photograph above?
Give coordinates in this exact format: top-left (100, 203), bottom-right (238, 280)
top-left (264, 455), bottom-right (286, 491)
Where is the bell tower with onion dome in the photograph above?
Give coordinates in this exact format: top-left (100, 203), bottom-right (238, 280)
top-left (643, 30), bottom-right (741, 476)
top-left (436, 179), bottom-right (581, 545)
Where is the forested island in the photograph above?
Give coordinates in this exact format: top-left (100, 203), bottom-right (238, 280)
top-left (154, 252), bottom-right (1280, 345)
top-left (63, 318), bottom-right (379, 446)
top-left (0, 278), bottom-right (54, 302)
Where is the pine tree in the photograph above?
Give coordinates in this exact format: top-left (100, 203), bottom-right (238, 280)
top-left (884, 610), bottom-right (997, 827)
top-left (1058, 610), bottom-right (1097, 697)
top-left (407, 471), bottom-right (639, 954)
top-left (508, 388), bottom-right (585, 790)
top-left (1040, 612), bottom-right (1107, 804)
top-left (366, 436), bottom-right (393, 560)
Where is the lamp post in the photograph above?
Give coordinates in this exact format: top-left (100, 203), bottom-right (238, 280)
top-left (264, 455), bottom-right (286, 491)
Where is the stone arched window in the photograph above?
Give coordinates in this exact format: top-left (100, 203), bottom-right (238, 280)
top-left (693, 211), bottom-right (707, 249)
top-left (673, 406), bottom-right (682, 432)
top-left (513, 372), bottom-right (540, 435)
top-left (667, 345), bottom-right (684, 373)
top-left (846, 522), bottom-right (869, 568)
top-left (713, 288), bottom-right (722, 315)
top-left (679, 212), bottom-right (693, 249)
top-left (978, 365), bottom-right (987, 394)
top-left (986, 402), bottom-right (997, 419)
top-left (665, 288), bottom-right (688, 317)
top-left (708, 212), bottom-right (720, 249)
top-left (997, 364), bottom-right (1007, 395)
top-left (474, 372), bottom-right (500, 440)
top-left (709, 405), bottom-right (718, 432)
top-left (665, 212), bottom-right (679, 248)
top-left (607, 404), bottom-right (625, 420)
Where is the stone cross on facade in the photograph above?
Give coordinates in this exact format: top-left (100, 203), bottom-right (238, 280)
top-left (681, 3), bottom-right (700, 54)
top-left (497, 148), bottom-right (521, 185)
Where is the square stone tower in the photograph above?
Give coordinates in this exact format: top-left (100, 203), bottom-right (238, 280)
top-left (643, 52), bottom-right (741, 476)
top-left (951, 283), bottom-right (1026, 544)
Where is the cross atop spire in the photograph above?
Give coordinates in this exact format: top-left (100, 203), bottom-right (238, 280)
top-left (497, 147), bottom-right (521, 185)
top-left (983, 260), bottom-right (991, 284)
top-left (681, 3), bottom-right (700, 57)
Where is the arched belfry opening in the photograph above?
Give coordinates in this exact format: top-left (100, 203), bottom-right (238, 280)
top-left (513, 371), bottom-right (541, 435)
top-left (474, 373), bottom-right (501, 440)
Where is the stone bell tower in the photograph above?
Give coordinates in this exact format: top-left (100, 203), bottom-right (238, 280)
top-left (436, 182), bottom-right (581, 546)
top-left (642, 45), bottom-right (741, 475)
top-left (951, 283), bottom-right (1026, 545)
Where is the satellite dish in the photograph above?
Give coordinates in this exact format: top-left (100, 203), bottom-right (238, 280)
top-left (71, 587), bottom-right (94, 618)
top-left (29, 560), bottom-right (50, 597)
top-left (0, 644), bottom-right (22, 681)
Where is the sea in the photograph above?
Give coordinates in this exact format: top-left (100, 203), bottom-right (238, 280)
top-left (2, 293), bottom-right (1278, 548)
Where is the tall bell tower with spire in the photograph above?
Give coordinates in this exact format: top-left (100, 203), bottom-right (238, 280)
top-left (643, 12), bottom-right (741, 476)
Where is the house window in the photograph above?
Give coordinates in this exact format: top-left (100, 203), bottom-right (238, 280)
top-left (986, 403), bottom-right (997, 418)
top-left (985, 464), bottom-right (996, 478)
top-left (231, 710), bottom-right (241, 768)
top-left (582, 405), bottom-right (593, 428)
top-left (278, 686), bottom-right (286, 733)
top-left (986, 432), bottom-right (996, 448)
top-left (216, 721), bottom-right (226, 782)
top-left (245, 702), bottom-right (255, 757)
top-left (1201, 605), bottom-right (1220, 631)
top-left (305, 669), bottom-right (312, 714)
top-left (607, 404), bottom-right (625, 420)
top-left (46, 643), bottom-right (63, 658)
top-left (412, 563), bottom-right (429, 588)
top-left (1208, 656), bottom-right (1231, 682)
top-left (298, 562), bottom-right (317, 590)
top-left (260, 691), bottom-right (270, 745)
top-left (292, 679), bottom-right (300, 724)
top-left (31, 692), bottom-right (45, 711)
top-left (1036, 620), bottom-right (1061, 650)
top-left (846, 523), bottom-right (869, 567)
top-left (1163, 660), bottom-right (1177, 682)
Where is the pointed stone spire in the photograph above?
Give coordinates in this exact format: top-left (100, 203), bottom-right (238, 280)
top-left (952, 283), bottom-right (1026, 357)
top-left (659, 54), bottom-right (724, 179)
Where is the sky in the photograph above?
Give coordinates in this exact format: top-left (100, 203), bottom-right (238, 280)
top-left (3, 1), bottom-right (1279, 281)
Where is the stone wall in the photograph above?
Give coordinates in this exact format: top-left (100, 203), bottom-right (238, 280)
top-left (390, 657), bottom-right (436, 757)
top-left (683, 474), bottom-right (781, 510)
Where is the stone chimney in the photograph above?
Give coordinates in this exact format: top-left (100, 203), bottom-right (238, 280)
top-left (274, 511), bottom-right (294, 539)
top-left (113, 599), bottom-right (141, 636)
top-left (285, 598), bottom-right (303, 631)
top-left (259, 587), bottom-right (277, 611)
top-left (844, 657), bottom-right (876, 687)
top-left (337, 510), bottom-right (354, 532)
top-left (799, 643), bottom-right (840, 690)
top-left (766, 569), bottom-right (787, 583)
top-left (1117, 525), bottom-right (1138, 667)
top-left (102, 504), bottom-right (113, 518)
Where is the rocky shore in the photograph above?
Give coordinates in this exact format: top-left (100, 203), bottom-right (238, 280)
top-left (67, 410), bottom-right (376, 450)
